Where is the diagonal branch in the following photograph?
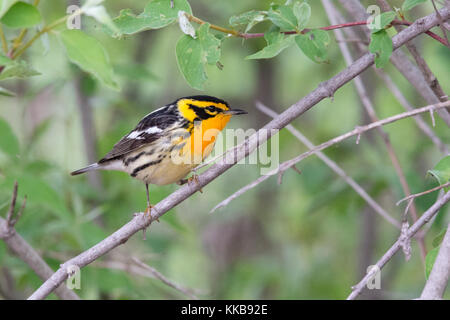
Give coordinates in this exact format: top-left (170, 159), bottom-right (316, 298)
top-left (339, 0), bottom-right (450, 126)
top-left (131, 257), bottom-right (200, 300)
top-left (234, 101), bottom-right (401, 228)
top-left (329, 4), bottom-right (448, 154)
top-left (322, 0), bottom-right (427, 263)
top-left (27, 7), bottom-right (450, 300)
top-left (373, 69), bottom-right (449, 154)
top-left (347, 191), bottom-right (450, 300)
top-left (420, 223), bottom-right (450, 299)
top-left (377, 0), bottom-right (449, 103)
top-left (397, 182), bottom-right (450, 206)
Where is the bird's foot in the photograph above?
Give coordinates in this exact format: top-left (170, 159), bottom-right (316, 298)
top-left (177, 178), bottom-right (188, 185)
top-left (188, 174), bottom-right (202, 193)
top-left (144, 205), bottom-right (159, 222)
top-left (177, 174), bottom-right (203, 193)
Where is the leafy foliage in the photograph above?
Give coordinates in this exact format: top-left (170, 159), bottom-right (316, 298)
top-left (59, 29), bottom-right (119, 90)
top-left (370, 11), bottom-right (396, 33)
top-left (425, 246), bottom-right (440, 279)
top-left (0, 0), bottom-right (448, 300)
top-left (0, 55), bottom-right (40, 80)
top-left (108, 0), bottom-right (192, 36)
top-left (427, 156), bottom-right (450, 186)
top-left (369, 30), bottom-right (393, 68)
top-left (175, 23), bottom-right (221, 90)
top-left (246, 29), bottom-right (294, 60)
top-left (0, 1), bottom-right (41, 28)
top-left (0, 117), bottom-right (19, 156)
top-left (229, 10), bottom-right (266, 32)
top-left (295, 29), bottom-right (330, 63)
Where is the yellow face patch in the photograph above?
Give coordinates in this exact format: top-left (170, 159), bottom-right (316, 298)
top-left (176, 98), bottom-right (232, 164)
top-left (177, 98), bottom-right (229, 122)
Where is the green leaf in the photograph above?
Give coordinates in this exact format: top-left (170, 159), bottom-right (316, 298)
top-left (229, 10), bottom-right (266, 32)
top-left (0, 59), bottom-right (40, 80)
top-left (176, 35), bottom-right (205, 90)
top-left (0, 1), bottom-right (41, 28)
top-left (425, 246), bottom-right (440, 279)
top-left (107, 0), bottom-right (192, 36)
top-left (0, 117), bottom-right (19, 156)
top-left (0, 53), bottom-right (12, 65)
top-left (293, 1), bottom-right (311, 30)
top-left (246, 29), bottom-right (294, 60)
top-left (267, 4), bottom-right (298, 31)
top-left (402, 0), bottom-right (428, 11)
top-left (0, 85), bottom-right (15, 96)
top-left (370, 11), bottom-right (397, 33)
top-left (229, 10), bottom-right (265, 26)
top-left (0, 0), bottom-right (18, 19)
top-left (427, 156), bottom-right (450, 185)
top-left (295, 29), bottom-right (330, 63)
top-left (59, 29), bottom-right (119, 90)
top-left (432, 227), bottom-right (447, 248)
top-left (197, 22), bottom-right (221, 65)
top-left (82, 0), bottom-right (120, 36)
top-left (175, 23), bottom-right (221, 90)
top-left (369, 30), bottom-right (393, 68)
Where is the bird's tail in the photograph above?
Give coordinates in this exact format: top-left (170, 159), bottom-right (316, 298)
top-left (70, 163), bottom-right (100, 176)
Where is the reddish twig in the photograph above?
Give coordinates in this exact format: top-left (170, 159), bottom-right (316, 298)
top-left (241, 20), bottom-right (448, 46)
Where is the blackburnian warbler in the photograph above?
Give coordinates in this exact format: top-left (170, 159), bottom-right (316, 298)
top-left (71, 95), bottom-right (247, 212)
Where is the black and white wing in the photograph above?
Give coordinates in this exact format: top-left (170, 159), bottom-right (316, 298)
top-left (98, 109), bottom-right (179, 163)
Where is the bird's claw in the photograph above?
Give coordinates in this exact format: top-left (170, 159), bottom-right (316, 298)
top-left (188, 174), bottom-right (202, 193)
top-left (177, 175), bottom-right (203, 193)
top-left (145, 205), bottom-right (160, 222)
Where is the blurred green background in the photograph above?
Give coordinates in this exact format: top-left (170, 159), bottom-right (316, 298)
top-left (0, 0), bottom-right (449, 299)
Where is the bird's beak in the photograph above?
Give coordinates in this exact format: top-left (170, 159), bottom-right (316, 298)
top-left (222, 108), bottom-right (248, 115)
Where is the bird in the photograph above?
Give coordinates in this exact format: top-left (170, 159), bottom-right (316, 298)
top-left (71, 95), bottom-right (247, 213)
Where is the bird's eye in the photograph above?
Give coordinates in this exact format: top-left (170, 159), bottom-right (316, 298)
top-left (206, 106), bottom-right (217, 113)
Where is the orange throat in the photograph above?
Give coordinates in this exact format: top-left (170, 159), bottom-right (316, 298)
top-left (188, 114), bottom-right (232, 159)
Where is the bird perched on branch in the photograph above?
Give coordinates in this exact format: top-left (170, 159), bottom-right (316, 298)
top-left (71, 95), bottom-right (247, 213)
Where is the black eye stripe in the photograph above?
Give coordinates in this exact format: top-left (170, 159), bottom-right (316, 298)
top-left (188, 104), bottom-right (213, 120)
top-left (206, 105), bottom-right (218, 112)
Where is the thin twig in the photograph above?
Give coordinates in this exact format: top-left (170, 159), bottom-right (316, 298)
top-left (348, 191), bottom-right (450, 300)
top-left (131, 257), bottom-right (200, 299)
top-left (185, 11), bottom-right (448, 46)
top-left (343, 0), bottom-right (450, 125)
top-left (0, 183), bottom-right (80, 300)
top-left (431, 0), bottom-right (449, 47)
top-left (27, 9), bottom-right (450, 300)
top-left (12, 12), bottom-right (74, 59)
top-left (397, 182), bottom-right (450, 206)
top-left (247, 101), bottom-right (400, 228)
top-left (373, 68), bottom-right (449, 154)
top-left (323, 0), bottom-right (427, 262)
top-left (5, 182), bottom-right (18, 229)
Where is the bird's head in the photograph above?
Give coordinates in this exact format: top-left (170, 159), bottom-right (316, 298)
top-left (176, 96), bottom-right (247, 127)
